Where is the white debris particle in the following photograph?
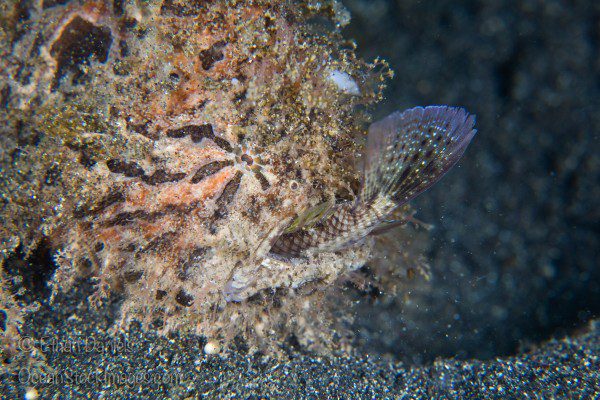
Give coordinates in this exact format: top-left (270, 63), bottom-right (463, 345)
top-left (204, 340), bottom-right (221, 355)
top-left (328, 70), bottom-right (360, 95)
top-left (25, 387), bottom-right (39, 400)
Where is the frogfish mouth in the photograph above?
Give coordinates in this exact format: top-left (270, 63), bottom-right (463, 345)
top-left (270, 105), bottom-right (477, 257)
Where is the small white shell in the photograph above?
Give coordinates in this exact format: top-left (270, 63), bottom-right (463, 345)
top-left (328, 70), bottom-right (360, 95)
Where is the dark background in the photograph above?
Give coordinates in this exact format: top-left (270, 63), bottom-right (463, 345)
top-left (344, 0), bottom-right (600, 363)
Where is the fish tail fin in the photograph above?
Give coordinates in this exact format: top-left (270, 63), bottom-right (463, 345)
top-left (361, 105), bottom-right (477, 207)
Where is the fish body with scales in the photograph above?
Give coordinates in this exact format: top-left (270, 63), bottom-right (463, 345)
top-left (270, 106), bottom-right (476, 259)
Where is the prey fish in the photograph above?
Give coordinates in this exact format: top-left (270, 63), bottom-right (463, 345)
top-left (270, 105), bottom-right (477, 257)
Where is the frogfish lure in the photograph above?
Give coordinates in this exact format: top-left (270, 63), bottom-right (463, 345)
top-left (270, 105), bottom-right (477, 257)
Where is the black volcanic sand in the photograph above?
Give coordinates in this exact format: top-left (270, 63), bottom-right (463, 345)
top-left (3, 282), bottom-right (599, 398)
top-left (3, 0), bottom-right (599, 397)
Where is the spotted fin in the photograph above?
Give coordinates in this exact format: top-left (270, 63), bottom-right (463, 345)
top-left (361, 106), bottom-right (476, 205)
